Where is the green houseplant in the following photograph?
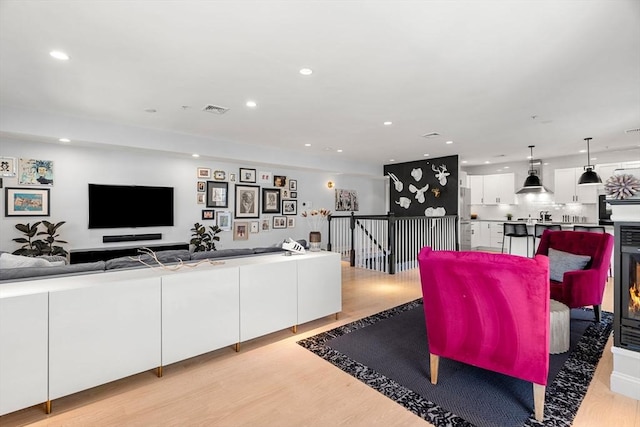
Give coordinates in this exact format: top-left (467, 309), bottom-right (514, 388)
top-left (12, 220), bottom-right (69, 257)
top-left (190, 222), bottom-right (222, 252)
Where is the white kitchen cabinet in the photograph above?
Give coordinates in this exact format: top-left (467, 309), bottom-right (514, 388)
top-left (0, 293), bottom-right (48, 416)
top-left (470, 222), bottom-right (481, 248)
top-left (490, 222), bottom-right (505, 249)
top-left (469, 175), bottom-right (484, 205)
top-left (161, 267), bottom-right (240, 366)
top-left (554, 167), bottom-right (598, 204)
top-left (49, 276), bottom-right (162, 400)
top-left (595, 163), bottom-right (622, 184)
top-left (468, 174), bottom-right (515, 205)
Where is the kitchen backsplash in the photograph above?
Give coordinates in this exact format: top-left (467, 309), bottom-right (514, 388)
top-left (469, 193), bottom-right (597, 223)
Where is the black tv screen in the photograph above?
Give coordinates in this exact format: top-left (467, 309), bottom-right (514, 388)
top-left (88, 184), bottom-right (174, 229)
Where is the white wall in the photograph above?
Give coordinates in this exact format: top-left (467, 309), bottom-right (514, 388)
top-left (0, 137), bottom-right (386, 253)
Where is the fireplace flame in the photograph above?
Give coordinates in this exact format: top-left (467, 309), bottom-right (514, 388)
top-left (631, 282), bottom-right (640, 312)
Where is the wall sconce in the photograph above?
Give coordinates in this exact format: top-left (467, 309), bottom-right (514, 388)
top-left (327, 181), bottom-right (334, 189)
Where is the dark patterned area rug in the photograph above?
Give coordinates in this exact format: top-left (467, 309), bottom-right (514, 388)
top-left (297, 299), bottom-right (613, 427)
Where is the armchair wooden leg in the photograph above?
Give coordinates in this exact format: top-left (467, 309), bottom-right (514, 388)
top-left (429, 353), bottom-right (439, 385)
top-left (594, 305), bottom-right (601, 322)
top-left (533, 383), bottom-right (545, 422)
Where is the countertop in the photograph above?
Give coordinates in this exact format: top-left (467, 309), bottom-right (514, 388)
top-left (468, 219), bottom-right (612, 228)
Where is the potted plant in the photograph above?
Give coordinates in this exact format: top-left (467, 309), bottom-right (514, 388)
top-left (12, 221), bottom-right (68, 257)
top-left (506, 213), bottom-right (513, 221)
top-left (190, 222), bottom-right (222, 252)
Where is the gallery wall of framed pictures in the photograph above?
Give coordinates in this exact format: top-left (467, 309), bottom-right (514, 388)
top-left (194, 166), bottom-right (301, 240)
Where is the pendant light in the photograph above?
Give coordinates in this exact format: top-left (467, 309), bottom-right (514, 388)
top-left (516, 145), bottom-right (551, 194)
top-left (577, 137), bottom-right (602, 185)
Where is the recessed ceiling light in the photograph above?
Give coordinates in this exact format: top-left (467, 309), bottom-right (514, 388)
top-left (591, 157), bottom-right (597, 161)
top-left (504, 166), bottom-right (510, 169)
top-left (299, 68), bottom-right (313, 75)
top-left (544, 162), bottom-right (549, 165)
top-left (246, 100), bottom-right (257, 108)
top-left (192, 154), bottom-right (200, 158)
top-left (445, 140), bottom-right (453, 145)
top-left (337, 149), bottom-right (343, 153)
top-left (304, 143), bottom-right (311, 147)
top-left (389, 159), bottom-right (395, 162)
top-left (58, 138), bottom-right (70, 143)
top-left (384, 121), bottom-right (392, 126)
top-left (144, 108), bottom-right (157, 113)
top-left (461, 160), bottom-right (468, 164)
top-left (527, 155), bottom-right (533, 159)
top-left (423, 153), bottom-right (430, 157)
top-left (484, 161), bottom-right (491, 164)
top-left (50, 50), bottom-right (69, 60)
top-left (579, 149), bottom-right (587, 153)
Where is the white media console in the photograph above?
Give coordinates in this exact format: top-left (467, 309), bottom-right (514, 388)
top-left (0, 251), bottom-right (342, 416)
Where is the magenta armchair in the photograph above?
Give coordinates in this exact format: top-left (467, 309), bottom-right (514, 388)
top-left (418, 247), bottom-right (550, 422)
top-left (535, 230), bottom-right (614, 322)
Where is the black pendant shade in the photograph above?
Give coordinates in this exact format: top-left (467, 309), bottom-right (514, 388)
top-left (577, 138), bottom-right (602, 185)
top-left (516, 145), bottom-right (551, 194)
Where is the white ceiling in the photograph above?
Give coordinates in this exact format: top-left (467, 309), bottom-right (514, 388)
top-left (1, 0), bottom-right (639, 170)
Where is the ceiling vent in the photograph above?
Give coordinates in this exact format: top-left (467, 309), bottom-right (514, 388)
top-left (202, 104), bottom-right (230, 114)
top-left (625, 127), bottom-right (640, 134)
top-left (421, 132), bottom-right (440, 138)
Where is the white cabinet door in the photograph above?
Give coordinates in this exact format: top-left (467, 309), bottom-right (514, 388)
top-left (483, 173), bottom-right (515, 204)
top-left (297, 253), bottom-right (342, 324)
top-left (470, 222), bottom-right (481, 248)
top-left (469, 175), bottom-right (484, 205)
top-left (49, 277), bottom-right (161, 400)
top-left (161, 267), bottom-right (240, 366)
top-left (490, 222), bottom-right (505, 249)
top-left (477, 221), bottom-right (492, 247)
top-left (595, 163), bottom-right (622, 184)
top-left (555, 167), bottom-right (598, 204)
top-left (239, 260), bottom-right (297, 342)
top-left (0, 293), bottom-right (48, 416)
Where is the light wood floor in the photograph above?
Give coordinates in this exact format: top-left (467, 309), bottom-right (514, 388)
top-left (2, 263), bottom-right (638, 427)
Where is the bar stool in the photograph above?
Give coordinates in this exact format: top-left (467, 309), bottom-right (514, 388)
top-left (502, 222), bottom-right (534, 257)
top-left (534, 224), bottom-right (562, 253)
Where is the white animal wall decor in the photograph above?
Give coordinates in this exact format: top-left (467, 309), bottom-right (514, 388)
top-left (395, 197), bottom-right (411, 209)
top-left (388, 172), bottom-right (403, 192)
top-left (432, 164), bottom-right (450, 186)
top-left (411, 168), bottom-right (423, 182)
top-left (409, 183), bottom-right (429, 203)
top-left (425, 207), bottom-right (446, 216)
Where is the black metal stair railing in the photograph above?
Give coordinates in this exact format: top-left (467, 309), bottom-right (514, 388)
top-left (327, 213), bottom-right (458, 274)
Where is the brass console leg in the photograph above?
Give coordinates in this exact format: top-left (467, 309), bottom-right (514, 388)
top-left (156, 366), bottom-right (163, 378)
top-left (292, 325), bottom-right (298, 333)
top-left (45, 400), bottom-right (52, 414)
top-left (234, 343), bottom-right (240, 352)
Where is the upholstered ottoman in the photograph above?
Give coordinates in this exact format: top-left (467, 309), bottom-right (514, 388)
top-left (550, 299), bottom-right (570, 354)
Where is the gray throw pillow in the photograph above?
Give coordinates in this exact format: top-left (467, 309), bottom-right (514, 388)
top-left (548, 248), bottom-right (591, 282)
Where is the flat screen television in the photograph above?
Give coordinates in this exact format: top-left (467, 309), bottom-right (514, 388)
top-left (88, 184), bottom-right (174, 229)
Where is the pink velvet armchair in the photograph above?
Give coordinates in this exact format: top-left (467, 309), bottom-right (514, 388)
top-left (535, 229), bottom-right (614, 322)
top-left (418, 247), bottom-right (550, 422)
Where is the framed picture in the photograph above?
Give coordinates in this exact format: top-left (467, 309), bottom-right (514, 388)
top-left (335, 189), bottom-right (359, 211)
top-left (197, 167), bottom-right (211, 179)
top-left (216, 211), bottom-right (232, 231)
top-left (197, 193), bottom-right (205, 204)
top-left (261, 188), bottom-right (281, 214)
top-left (282, 200), bottom-right (297, 215)
top-left (234, 184), bottom-right (260, 218)
top-left (0, 157), bottom-right (16, 177)
top-left (287, 217), bottom-right (295, 228)
top-left (289, 179), bottom-right (297, 191)
top-left (19, 158), bottom-right (54, 185)
top-left (197, 181), bottom-right (206, 192)
top-left (0, 178), bottom-right (2, 188)
top-left (239, 168), bottom-right (256, 183)
top-left (282, 189), bottom-right (290, 199)
top-left (214, 170), bottom-right (226, 180)
top-left (273, 216), bottom-right (287, 229)
top-left (206, 181), bottom-right (228, 208)
top-left (273, 175), bottom-right (287, 187)
top-left (202, 209), bottom-right (215, 220)
top-left (233, 221), bottom-right (249, 240)
top-left (261, 218), bottom-right (270, 231)
top-left (290, 191), bottom-right (297, 198)
top-left (5, 187), bottom-right (50, 217)
top-left (229, 173), bottom-right (237, 182)
top-left (250, 221), bottom-right (259, 233)
top-left (258, 171), bottom-right (272, 184)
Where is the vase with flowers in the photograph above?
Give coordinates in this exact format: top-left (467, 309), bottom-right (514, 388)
top-left (301, 208), bottom-right (331, 251)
